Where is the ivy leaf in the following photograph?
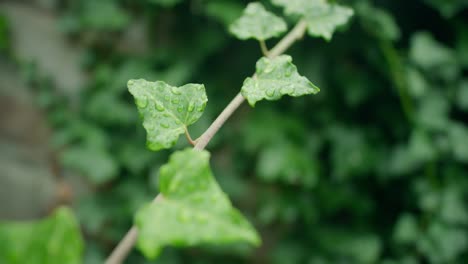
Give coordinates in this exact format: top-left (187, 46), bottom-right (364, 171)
top-left (128, 79), bottom-right (207, 151)
top-left (271, 0), bottom-right (327, 16)
top-left (135, 149), bottom-right (261, 259)
top-left (241, 55), bottom-right (319, 106)
top-left (229, 2), bottom-right (287, 41)
top-left (0, 207), bottom-right (84, 264)
top-left (272, 0), bottom-right (354, 41)
top-left (304, 4), bottom-right (354, 41)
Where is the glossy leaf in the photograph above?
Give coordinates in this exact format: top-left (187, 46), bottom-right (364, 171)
top-left (0, 207), bottom-right (84, 264)
top-left (241, 55), bottom-right (319, 106)
top-left (272, 0), bottom-right (353, 40)
top-left (128, 79), bottom-right (207, 151)
top-left (229, 2), bottom-right (287, 41)
top-left (135, 149), bottom-right (261, 259)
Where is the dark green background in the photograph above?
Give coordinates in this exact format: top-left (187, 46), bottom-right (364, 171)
top-left (1, 0), bottom-right (468, 263)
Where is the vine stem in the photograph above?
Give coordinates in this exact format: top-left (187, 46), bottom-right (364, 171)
top-left (105, 19), bottom-right (308, 264)
top-left (259, 40), bottom-right (270, 57)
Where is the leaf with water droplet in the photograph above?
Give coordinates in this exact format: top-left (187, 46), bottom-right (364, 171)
top-left (272, 0), bottom-right (354, 41)
top-left (241, 55), bottom-right (320, 106)
top-left (229, 2), bottom-right (287, 41)
top-left (128, 79), bottom-right (208, 151)
top-left (135, 149), bottom-right (261, 259)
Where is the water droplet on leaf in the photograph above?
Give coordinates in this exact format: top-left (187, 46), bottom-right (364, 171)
top-left (266, 89), bottom-right (275, 97)
top-left (171, 87), bottom-right (181, 95)
top-left (135, 97), bottom-right (148, 108)
top-left (177, 105), bottom-right (184, 113)
top-left (171, 98), bottom-right (180, 104)
top-left (160, 122), bottom-right (170, 128)
top-left (188, 102), bottom-right (195, 112)
top-left (155, 102), bottom-right (165, 112)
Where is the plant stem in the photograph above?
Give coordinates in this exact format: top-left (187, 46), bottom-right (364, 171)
top-left (105, 195), bottom-right (162, 264)
top-left (269, 20), bottom-right (307, 58)
top-left (259, 40), bottom-right (270, 57)
top-left (105, 19), bottom-right (308, 264)
top-left (184, 126), bottom-right (196, 146)
top-left (194, 93), bottom-right (245, 150)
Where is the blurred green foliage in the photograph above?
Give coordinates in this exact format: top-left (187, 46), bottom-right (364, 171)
top-left (0, 207), bottom-right (84, 264)
top-left (1, 0), bottom-right (468, 263)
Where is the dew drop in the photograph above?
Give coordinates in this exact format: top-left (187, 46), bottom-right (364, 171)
top-left (155, 102), bottom-right (165, 112)
top-left (164, 95), bottom-right (170, 101)
top-left (264, 65), bottom-right (275, 73)
top-left (127, 80), bottom-right (135, 87)
top-left (171, 87), bottom-right (181, 95)
top-left (171, 98), bottom-right (180, 104)
top-left (266, 88), bottom-right (275, 97)
top-left (197, 102), bottom-right (206, 112)
top-left (177, 105), bottom-right (184, 113)
top-left (135, 97), bottom-right (148, 108)
top-left (160, 121), bottom-right (170, 128)
top-left (187, 102), bottom-right (195, 112)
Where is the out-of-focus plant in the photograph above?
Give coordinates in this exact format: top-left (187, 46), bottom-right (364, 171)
top-left (1, 0), bottom-right (468, 263)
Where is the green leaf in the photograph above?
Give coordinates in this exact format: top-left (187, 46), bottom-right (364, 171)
top-left (256, 141), bottom-right (318, 188)
top-left (356, 2), bottom-right (400, 41)
top-left (0, 207), bottom-right (84, 264)
top-left (393, 213), bottom-right (420, 244)
top-left (128, 79), bottom-right (208, 151)
top-left (410, 32), bottom-right (460, 81)
top-left (271, 0), bottom-right (326, 16)
top-left (241, 55), bottom-right (319, 106)
top-left (135, 149), bottom-right (261, 259)
top-left (456, 80), bottom-right (468, 111)
top-left (448, 122), bottom-right (468, 163)
top-left (204, 0), bottom-right (245, 26)
top-left (272, 0), bottom-right (354, 40)
top-left (423, 0), bottom-right (468, 17)
top-left (304, 4), bottom-right (354, 41)
top-left (80, 0), bottom-right (130, 30)
top-left (229, 2), bottom-right (287, 41)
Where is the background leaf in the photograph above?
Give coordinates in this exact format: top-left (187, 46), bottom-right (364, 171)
top-left (0, 207), bottom-right (84, 264)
